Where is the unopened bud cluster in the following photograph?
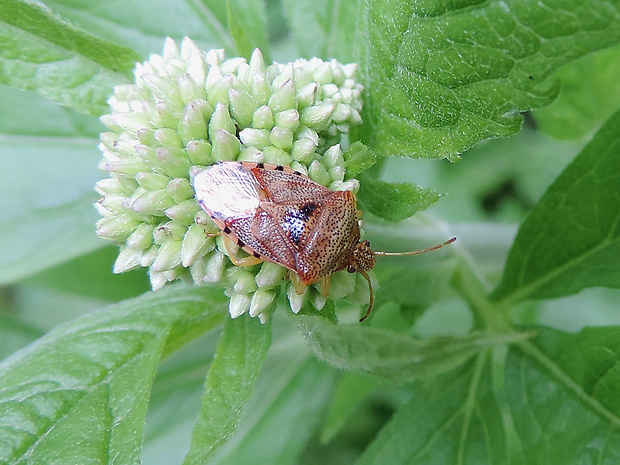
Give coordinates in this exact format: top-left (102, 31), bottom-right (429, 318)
top-left (95, 37), bottom-right (368, 321)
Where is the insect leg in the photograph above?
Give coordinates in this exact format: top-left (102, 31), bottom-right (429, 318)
top-left (290, 272), bottom-right (307, 295)
top-left (319, 275), bottom-right (330, 297)
top-left (358, 270), bottom-right (374, 322)
top-left (222, 235), bottom-right (264, 267)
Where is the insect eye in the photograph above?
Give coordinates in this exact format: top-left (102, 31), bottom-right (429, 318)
top-left (347, 265), bottom-right (355, 273)
top-left (363, 240), bottom-right (371, 247)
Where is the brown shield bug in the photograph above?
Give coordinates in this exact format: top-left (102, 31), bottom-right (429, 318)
top-left (193, 161), bottom-right (455, 321)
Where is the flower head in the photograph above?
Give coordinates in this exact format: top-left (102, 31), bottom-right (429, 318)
top-left (95, 37), bottom-right (368, 321)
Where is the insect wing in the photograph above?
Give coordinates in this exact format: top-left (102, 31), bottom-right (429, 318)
top-left (193, 162), bottom-right (298, 268)
top-left (295, 190), bottom-right (361, 283)
top-left (193, 162), bottom-right (265, 221)
top-left (246, 163), bottom-right (362, 283)
top-left (251, 167), bottom-right (335, 204)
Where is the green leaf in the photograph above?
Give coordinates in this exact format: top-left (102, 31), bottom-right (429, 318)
top-left (320, 372), bottom-right (382, 443)
top-left (143, 317), bottom-right (335, 465)
top-left (141, 331), bottom-right (220, 465)
top-left (359, 218), bottom-right (460, 316)
top-left (0, 314), bottom-right (43, 360)
top-left (0, 84), bottom-right (107, 285)
top-left (25, 246), bottom-right (150, 302)
top-left (0, 0), bottom-right (140, 115)
top-left (42, 0), bottom-right (232, 58)
top-left (343, 142), bottom-right (377, 177)
top-left (183, 315), bottom-right (271, 465)
top-left (492, 108), bottom-right (620, 304)
top-left (0, 83), bottom-right (104, 136)
top-left (357, 176), bottom-right (442, 222)
top-left (0, 132), bottom-right (105, 284)
top-left (357, 326), bottom-right (620, 465)
top-left (281, 0), bottom-right (358, 61)
top-left (197, 0), bottom-right (269, 57)
top-left (534, 326), bottom-right (620, 416)
top-left (376, 130), bottom-right (581, 225)
top-left (355, 0), bottom-right (620, 160)
top-left (226, 0), bottom-right (270, 60)
top-left (295, 315), bottom-right (523, 383)
top-left (208, 358), bottom-right (335, 465)
top-left (534, 43), bottom-right (620, 140)
top-left (195, 0), bottom-right (235, 50)
top-left (0, 285), bottom-right (227, 465)
top-left (372, 260), bottom-right (456, 311)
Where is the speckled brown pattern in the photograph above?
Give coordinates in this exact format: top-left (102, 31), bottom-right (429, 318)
top-left (194, 161), bottom-right (455, 321)
top-left (193, 161), bottom-right (376, 285)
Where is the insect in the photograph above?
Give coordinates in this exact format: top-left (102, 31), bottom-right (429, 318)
top-left (193, 161), bottom-right (456, 321)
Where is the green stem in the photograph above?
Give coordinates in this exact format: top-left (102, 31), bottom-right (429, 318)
top-left (452, 253), bottom-right (512, 333)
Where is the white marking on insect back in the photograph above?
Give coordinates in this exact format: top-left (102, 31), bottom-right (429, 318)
top-left (193, 162), bottom-right (266, 220)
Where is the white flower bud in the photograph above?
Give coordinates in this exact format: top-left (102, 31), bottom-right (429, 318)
top-left (167, 178), bottom-right (195, 202)
top-left (238, 146), bottom-right (264, 162)
top-left (181, 224), bottom-right (215, 267)
top-left (165, 199), bottom-right (201, 224)
top-left (96, 214), bottom-right (139, 241)
top-left (291, 138), bottom-right (316, 164)
top-left (209, 103), bottom-right (236, 139)
top-left (136, 172), bottom-right (169, 191)
top-left (203, 251), bottom-right (226, 283)
top-left (113, 246), bottom-right (143, 273)
top-left (139, 245), bottom-right (159, 267)
top-left (126, 223), bottom-right (154, 250)
top-left (229, 292), bottom-right (252, 318)
top-left (263, 146), bottom-right (292, 166)
top-left (151, 239), bottom-right (183, 272)
top-left (287, 284), bottom-right (307, 314)
top-left (269, 127), bottom-right (293, 151)
top-left (156, 147), bottom-right (191, 178)
top-left (234, 269), bottom-right (258, 294)
top-left (255, 262), bottom-right (288, 288)
top-left (211, 129), bottom-right (241, 161)
top-left (323, 144), bottom-right (344, 167)
top-left (268, 80), bottom-right (296, 112)
top-left (229, 88), bottom-right (257, 128)
top-left (249, 288), bottom-right (276, 317)
top-left (274, 109), bottom-right (300, 131)
top-left (186, 140), bottom-right (212, 165)
top-left (308, 160), bottom-right (331, 186)
top-left (300, 104), bottom-right (335, 130)
top-left (252, 105), bottom-right (274, 129)
top-left (239, 128), bottom-right (270, 149)
top-left (327, 271), bottom-right (356, 300)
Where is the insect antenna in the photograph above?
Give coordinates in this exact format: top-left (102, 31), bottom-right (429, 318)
top-left (373, 236), bottom-right (456, 257)
top-left (359, 237), bottom-right (456, 323)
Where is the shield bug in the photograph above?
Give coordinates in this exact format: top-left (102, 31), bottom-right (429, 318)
top-left (193, 161), bottom-right (455, 321)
